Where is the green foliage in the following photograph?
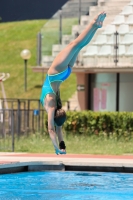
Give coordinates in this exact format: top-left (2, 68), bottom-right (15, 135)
top-left (3, 132), bottom-right (133, 154)
top-left (0, 19), bottom-right (76, 102)
top-left (2, 111), bottom-right (133, 154)
top-left (64, 111), bottom-right (133, 141)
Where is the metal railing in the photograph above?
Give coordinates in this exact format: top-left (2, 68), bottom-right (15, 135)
top-left (0, 98), bottom-right (46, 152)
top-left (0, 98), bottom-right (71, 151)
top-left (0, 108), bottom-right (46, 151)
top-left (0, 98), bottom-right (70, 111)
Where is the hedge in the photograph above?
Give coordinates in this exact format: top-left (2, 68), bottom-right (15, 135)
top-left (63, 111), bottom-right (133, 140)
top-left (44, 111), bottom-right (133, 140)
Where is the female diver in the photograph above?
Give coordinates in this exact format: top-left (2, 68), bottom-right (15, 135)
top-left (40, 11), bottom-right (106, 155)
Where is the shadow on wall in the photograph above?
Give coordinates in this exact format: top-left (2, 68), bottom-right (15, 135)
top-left (0, 0), bottom-right (68, 22)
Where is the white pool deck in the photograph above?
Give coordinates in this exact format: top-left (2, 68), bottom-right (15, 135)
top-left (0, 153), bottom-right (133, 173)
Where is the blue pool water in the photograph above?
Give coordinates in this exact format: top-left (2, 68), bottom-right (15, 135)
top-left (0, 171), bottom-right (133, 200)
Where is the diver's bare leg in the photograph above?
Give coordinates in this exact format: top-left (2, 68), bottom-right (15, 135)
top-left (68, 28), bottom-right (98, 67)
top-left (50, 12), bottom-right (106, 72)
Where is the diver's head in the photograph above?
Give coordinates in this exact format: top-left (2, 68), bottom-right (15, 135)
top-left (54, 108), bottom-right (66, 126)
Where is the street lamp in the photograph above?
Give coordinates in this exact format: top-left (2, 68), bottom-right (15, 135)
top-left (20, 49), bottom-right (31, 92)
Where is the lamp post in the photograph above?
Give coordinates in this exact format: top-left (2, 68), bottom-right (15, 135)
top-left (114, 31), bottom-right (119, 111)
top-left (20, 49), bottom-right (31, 92)
top-left (79, 0), bottom-right (81, 25)
top-left (59, 10), bottom-right (62, 44)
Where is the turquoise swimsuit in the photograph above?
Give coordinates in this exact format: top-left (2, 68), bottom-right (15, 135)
top-left (40, 66), bottom-right (72, 106)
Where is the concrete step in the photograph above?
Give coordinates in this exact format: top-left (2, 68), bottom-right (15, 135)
top-left (68, 0), bottom-right (97, 3)
top-left (60, 10), bottom-right (89, 18)
top-left (67, 0), bottom-right (97, 3)
top-left (109, 0), bottom-right (130, 2)
top-left (43, 0), bottom-right (130, 68)
top-left (53, 0), bottom-right (98, 19)
top-left (61, 7), bottom-right (90, 12)
top-left (42, 56), bottom-right (54, 67)
top-left (106, 1), bottom-right (130, 6)
top-left (67, 1), bottom-right (96, 7)
top-left (63, 92), bottom-right (81, 111)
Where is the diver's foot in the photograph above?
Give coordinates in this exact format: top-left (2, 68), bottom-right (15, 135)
top-left (55, 148), bottom-right (66, 155)
top-left (60, 149), bottom-right (66, 154)
top-left (92, 11), bottom-right (106, 28)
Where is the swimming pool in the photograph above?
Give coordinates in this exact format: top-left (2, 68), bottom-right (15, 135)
top-left (0, 171), bottom-right (133, 200)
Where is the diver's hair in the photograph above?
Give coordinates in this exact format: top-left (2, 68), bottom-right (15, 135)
top-left (56, 90), bottom-right (62, 109)
top-left (54, 108), bottom-right (66, 126)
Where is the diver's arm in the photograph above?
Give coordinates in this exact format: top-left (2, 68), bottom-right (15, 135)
top-left (55, 125), bottom-right (66, 153)
top-left (48, 107), bottom-right (59, 153)
top-left (47, 97), bottom-right (65, 154)
top-left (55, 125), bottom-right (64, 142)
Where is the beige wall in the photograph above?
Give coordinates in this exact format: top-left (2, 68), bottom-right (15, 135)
top-left (76, 73), bottom-right (88, 110)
